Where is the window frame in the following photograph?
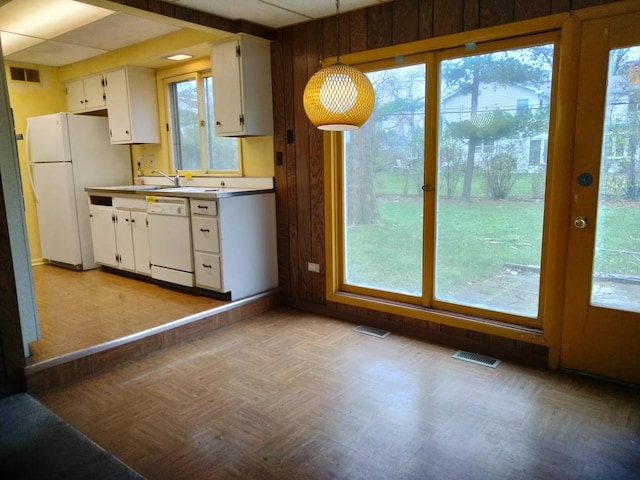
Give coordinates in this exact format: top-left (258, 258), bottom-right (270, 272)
top-left (324, 15), bottom-right (573, 343)
top-left (164, 69), bottom-right (242, 175)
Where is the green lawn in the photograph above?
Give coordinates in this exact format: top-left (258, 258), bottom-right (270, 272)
top-left (345, 193), bottom-right (638, 296)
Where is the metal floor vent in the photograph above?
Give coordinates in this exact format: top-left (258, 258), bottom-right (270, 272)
top-left (353, 325), bottom-right (390, 338)
top-left (452, 350), bottom-right (501, 368)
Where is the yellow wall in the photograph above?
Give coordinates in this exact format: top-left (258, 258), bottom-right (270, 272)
top-left (6, 64), bottom-right (67, 263)
top-left (5, 32), bottom-right (275, 265)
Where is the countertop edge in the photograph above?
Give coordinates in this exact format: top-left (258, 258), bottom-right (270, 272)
top-left (85, 186), bottom-right (275, 199)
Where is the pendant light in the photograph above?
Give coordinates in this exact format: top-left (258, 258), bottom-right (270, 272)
top-left (303, 0), bottom-right (375, 131)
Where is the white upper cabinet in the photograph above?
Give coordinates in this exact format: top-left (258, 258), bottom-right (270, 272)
top-left (65, 74), bottom-right (106, 112)
top-left (211, 35), bottom-right (273, 137)
top-left (104, 66), bottom-right (160, 144)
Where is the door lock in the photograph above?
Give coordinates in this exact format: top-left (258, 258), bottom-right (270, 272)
top-left (574, 216), bottom-right (588, 229)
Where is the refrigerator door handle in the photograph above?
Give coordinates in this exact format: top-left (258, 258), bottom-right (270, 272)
top-left (25, 123), bottom-right (39, 203)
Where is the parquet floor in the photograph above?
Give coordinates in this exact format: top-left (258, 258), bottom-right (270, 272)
top-left (29, 264), bottom-right (225, 363)
top-left (38, 308), bottom-right (640, 480)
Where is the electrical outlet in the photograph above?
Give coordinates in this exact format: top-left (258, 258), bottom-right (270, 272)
top-left (308, 262), bottom-right (320, 273)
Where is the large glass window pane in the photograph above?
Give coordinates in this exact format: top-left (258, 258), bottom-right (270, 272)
top-left (436, 44), bottom-right (554, 317)
top-left (204, 76), bottom-right (239, 171)
top-left (343, 64), bottom-right (426, 296)
top-left (591, 47), bottom-right (640, 313)
top-left (168, 78), bottom-right (200, 170)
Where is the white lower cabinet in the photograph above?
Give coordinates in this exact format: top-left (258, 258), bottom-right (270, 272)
top-left (115, 209), bottom-right (151, 275)
top-left (89, 205), bottom-right (118, 268)
top-left (89, 204), bottom-right (150, 275)
top-left (131, 211), bottom-right (151, 275)
top-left (190, 193), bottom-right (278, 300)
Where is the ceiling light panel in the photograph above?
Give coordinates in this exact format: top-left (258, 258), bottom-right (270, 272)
top-left (0, 0), bottom-right (113, 39)
top-left (0, 31), bottom-right (43, 56)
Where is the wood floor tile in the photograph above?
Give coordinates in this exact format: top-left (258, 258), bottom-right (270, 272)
top-left (29, 264), bottom-right (226, 363)
top-left (37, 308), bottom-right (640, 480)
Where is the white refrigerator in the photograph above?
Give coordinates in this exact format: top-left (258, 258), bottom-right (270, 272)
top-left (26, 112), bottom-right (132, 270)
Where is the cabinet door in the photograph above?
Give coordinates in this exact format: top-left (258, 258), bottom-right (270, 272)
top-left (104, 69), bottom-right (132, 143)
top-left (131, 211), bottom-right (151, 275)
top-left (65, 80), bottom-right (86, 112)
top-left (114, 209), bottom-right (135, 271)
top-left (211, 39), bottom-right (243, 135)
top-left (83, 75), bottom-right (106, 110)
top-left (194, 252), bottom-right (222, 290)
top-left (89, 205), bottom-right (118, 267)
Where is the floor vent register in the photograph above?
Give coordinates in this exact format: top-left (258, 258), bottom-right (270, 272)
top-left (452, 350), bottom-right (501, 368)
top-left (353, 325), bottom-right (391, 338)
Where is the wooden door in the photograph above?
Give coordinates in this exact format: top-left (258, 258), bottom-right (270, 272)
top-left (561, 11), bottom-right (640, 384)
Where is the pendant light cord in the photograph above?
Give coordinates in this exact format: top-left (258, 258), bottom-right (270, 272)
top-left (335, 0), bottom-right (341, 62)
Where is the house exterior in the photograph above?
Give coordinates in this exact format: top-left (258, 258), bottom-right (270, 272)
top-left (440, 82), bottom-right (551, 172)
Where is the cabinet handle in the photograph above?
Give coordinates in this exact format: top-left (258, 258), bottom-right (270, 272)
top-left (200, 228), bottom-right (210, 232)
top-left (202, 264), bottom-right (212, 268)
top-left (216, 121), bottom-right (221, 126)
top-left (197, 204), bottom-right (208, 209)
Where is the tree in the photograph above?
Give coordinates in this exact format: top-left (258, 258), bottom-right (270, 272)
top-left (440, 45), bottom-right (553, 201)
top-left (344, 64), bottom-right (425, 225)
top-left (610, 51), bottom-right (640, 200)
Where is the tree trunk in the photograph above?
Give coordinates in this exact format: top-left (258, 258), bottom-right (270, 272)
top-left (461, 137), bottom-right (478, 201)
top-left (461, 62), bottom-right (480, 202)
top-left (346, 123), bottom-right (380, 225)
top-left (627, 136), bottom-right (638, 200)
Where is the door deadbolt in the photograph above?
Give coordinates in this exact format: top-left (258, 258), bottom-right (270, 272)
top-left (574, 216), bottom-right (588, 229)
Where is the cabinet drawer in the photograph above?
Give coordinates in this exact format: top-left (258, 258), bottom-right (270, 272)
top-left (190, 198), bottom-right (217, 216)
top-left (191, 217), bottom-right (220, 253)
top-left (194, 252), bottom-right (222, 290)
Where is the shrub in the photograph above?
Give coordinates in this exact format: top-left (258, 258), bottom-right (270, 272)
top-left (483, 152), bottom-right (519, 200)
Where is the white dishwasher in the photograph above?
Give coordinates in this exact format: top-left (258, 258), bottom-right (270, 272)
top-left (146, 196), bottom-right (194, 287)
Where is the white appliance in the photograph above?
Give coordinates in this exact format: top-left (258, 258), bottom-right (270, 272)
top-left (146, 196), bottom-right (194, 287)
top-left (26, 112), bottom-right (131, 270)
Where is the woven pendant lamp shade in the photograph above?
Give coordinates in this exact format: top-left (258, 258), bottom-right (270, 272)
top-left (303, 62), bottom-right (375, 131)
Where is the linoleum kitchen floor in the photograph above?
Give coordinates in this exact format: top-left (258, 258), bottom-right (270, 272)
top-left (29, 264), bottom-right (225, 364)
top-left (37, 307), bottom-right (640, 480)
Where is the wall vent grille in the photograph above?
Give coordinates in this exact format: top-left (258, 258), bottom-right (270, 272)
top-left (452, 350), bottom-right (501, 368)
top-left (10, 66), bottom-right (40, 83)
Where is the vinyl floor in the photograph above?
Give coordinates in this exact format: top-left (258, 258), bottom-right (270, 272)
top-left (37, 307), bottom-right (640, 480)
top-left (29, 264), bottom-right (225, 364)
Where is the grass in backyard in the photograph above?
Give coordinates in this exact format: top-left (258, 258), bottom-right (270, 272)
top-left (345, 194), bottom-right (639, 297)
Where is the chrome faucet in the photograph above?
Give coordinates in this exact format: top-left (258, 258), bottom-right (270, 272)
top-left (152, 170), bottom-right (180, 187)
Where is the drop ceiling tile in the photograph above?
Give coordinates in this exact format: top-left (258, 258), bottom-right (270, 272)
top-left (5, 41), bottom-right (107, 67)
top-left (166, 0), bottom-right (310, 28)
top-left (54, 13), bottom-right (181, 51)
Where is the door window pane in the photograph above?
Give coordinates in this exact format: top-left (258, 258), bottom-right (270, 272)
top-left (591, 47), bottom-right (640, 313)
top-left (343, 64), bottom-right (426, 296)
top-left (436, 44), bottom-right (554, 317)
